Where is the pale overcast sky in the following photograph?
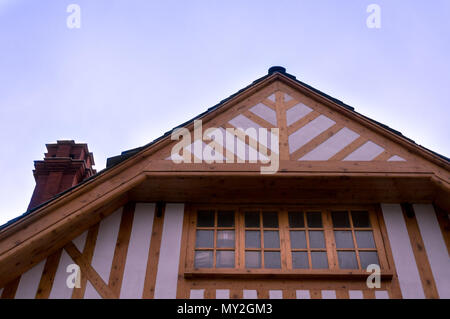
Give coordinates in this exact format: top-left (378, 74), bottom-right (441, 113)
top-left (0, 0), bottom-right (449, 225)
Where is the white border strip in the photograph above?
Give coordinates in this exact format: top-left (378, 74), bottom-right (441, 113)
top-left (381, 204), bottom-right (424, 298)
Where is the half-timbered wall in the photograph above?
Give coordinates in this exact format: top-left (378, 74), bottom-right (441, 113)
top-left (0, 202), bottom-right (448, 299)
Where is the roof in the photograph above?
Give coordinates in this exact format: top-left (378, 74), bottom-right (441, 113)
top-left (1, 66), bottom-right (448, 230)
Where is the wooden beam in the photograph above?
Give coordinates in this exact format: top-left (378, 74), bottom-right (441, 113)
top-left (402, 204), bottom-right (439, 299)
top-left (64, 241), bottom-right (117, 299)
top-left (0, 276), bottom-right (20, 299)
top-left (72, 223), bottom-right (99, 299)
top-left (287, 111), bottom-right (320, 135)
top-left (108, 202), bottom-right (135, 296)
top-left (142, 204), bottom-right (164, 299)
top-left (290, 124), bottom-right (342, 160)
top-left (35, 249), bottom-right (62, 299)
top-left (328, 136), bottom-right (367, 161)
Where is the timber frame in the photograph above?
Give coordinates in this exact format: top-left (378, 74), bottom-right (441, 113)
top-left (0, 69), bottom-right (449, 288)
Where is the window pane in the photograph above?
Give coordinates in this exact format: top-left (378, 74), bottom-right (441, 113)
top-left (338, 251), bottom-right (358, 269)
top-left (217, 231), bottom-right (235, 248)
top-left (264, 231), bottom-right (280, 249)
top-left (334, 231), bottom-right (354, 248)
top-left (359, 251), bottom-right (379, 269)
top-left (245, 231), bottom-right (261, 248)
top-left (264, 251), bottom-right (281, 268)
top-left (216, 251), bottom-right (235, 268)
top-left (292, 251), bottom-right (309, 269)
top-left (288, 211), bottom-right (305, 228)
top-left (351, 211), bottom-right (371, 228)
top-left (309, 231), bottom-right (325, 249)
top-left (217, 210), bottom-right (234, 227)
top-left (355, 231), bottom-right (375, 248)
top-left (196, 230), bottom-right (214, 248)
top-left (311, 252), bottom-right (328, 269)
top-left (197, 210), bottom-right (214, 227)
top-left (307, 212), bottom-right (323, 228)
top-left (290, 231), bottom-right (307, 249)
top-left (245, 212), bottom-right (260, 228)
top-left (245, 251), bottom-right (261, 268)
top-left (194, 251), bottom-right (213, 268)
top-left (331, 211), bottom-right (350, 228)
top-left (263, 212), bottom-right (278, 228)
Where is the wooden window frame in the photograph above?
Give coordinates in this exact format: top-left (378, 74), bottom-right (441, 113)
top-left (184, 204), bottom-right (393, 280)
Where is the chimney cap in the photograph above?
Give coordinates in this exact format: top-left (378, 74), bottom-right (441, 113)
top-left (268, 66), bottom-right (286, 75)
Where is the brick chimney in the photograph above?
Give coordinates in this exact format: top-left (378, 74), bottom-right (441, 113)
top-left (28, 140), bottom-right (96, 211)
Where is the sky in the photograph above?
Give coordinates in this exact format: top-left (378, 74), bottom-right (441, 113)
top-left (0, 0), bottom-right (449, 225)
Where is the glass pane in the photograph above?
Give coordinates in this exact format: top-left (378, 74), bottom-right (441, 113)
top-left (290, 231), bottom-right (307, 249)
top-left (245, 212), bottom-right (260, 228)
top-left (264, 251), bottom-right (281, 268)
top-left (307, 212), bottom-right (323, 228)
top-left (334, 231), bottom-right (354, 248)
top-left (216, 251), bottom-right (235, 268)
top-left (355, 231), bottom-right (375, 248)
top-left (197, 210), bottom-right (214, 227)
top-left (194, 251), bottom-right (213, 268)
top-left (359, 251), bottom-right (379, 269)
top-left (217, 210), bottom-right (234, 227)
top-left (338, 251), bottom-right (358, 269)
top-left (309, 231), bottom-right (325, 248)
top-left (195, 230), bottom-right (214, 248)
top-left (331, 211), bottom-right (350, 228)
top-left (311, 252), bottom-right (328, 269)
top-left (288, 211), bottom-right (304, 228)
top-left (292, 251), bottom-right (309, 269)
top-left (351, 211), bottom-right (371, 228)
top-left (245, 251), bottom-right (261, 268)
top-left (217, 231), bottom-right (235, 248)
top-left (263, 212), bottom-right (279, 228)
top-left (264, 231), bottom-right (280, 249)
top-left (245, 231), bottom-right (261, 248)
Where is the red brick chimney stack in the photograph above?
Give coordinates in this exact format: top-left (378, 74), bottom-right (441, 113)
top-left (28, 140), bottom-right (96, 211)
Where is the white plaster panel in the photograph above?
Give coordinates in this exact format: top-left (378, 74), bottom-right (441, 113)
top-left (49, 250), bottom-right (76, 299)
top-left (348, 290), bottom-right (363, 299)
top-left (388, 155), bottom-right (406, 162)
top-left (15, 259), bottom-right (46, 299)
top-left (267, 93), bottom-right (275, 102)
top-left (343, 141), bottom-right (384, 161)
top-left (120, 203), bottom-right (155, 299)
top-left (249, 103), bottom-right (277, 125)
top-left (190, 289), bottom-right (205, 299)
top-left (154, 203), bottom-right (184, 299)
top-left (414, 204), bottom-right (450, 298)
top-left (295, 290), bottom-right (311, 299)
top-left (375, 290), bottom-right (389, 299)
top-left (269, 290), bottom-right (283, 299)
top-left (90, 208), bottom-right (123, 283)
top-left (229, 114), bottom-right (262, 131)
top-left (72, 230), bottom-right (88, 253)
top-left (321, 290), bottom-right (337, 299)
top-left (284, 93), bottom-right (293, 102)
top-left (286, 103), bottom-right (313, 126)
top-left (299, 127), bottom-right (360, 161)
top-left (216, 289), bottom-right (230, 299)
top-left (288, 115), bottom-right (335, 154)
top-left (381, 204), bottom-right (425, 298)
top-left (84, 281), bottom-right (102, 299)
top-left (243, 289), bottom-right (258, 299)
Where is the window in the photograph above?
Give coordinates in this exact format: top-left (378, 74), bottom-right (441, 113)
top-left (186, 206), bottom-right (390, 277)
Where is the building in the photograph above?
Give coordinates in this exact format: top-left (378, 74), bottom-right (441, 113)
top-left (0, 67), bottom-right (448, 299)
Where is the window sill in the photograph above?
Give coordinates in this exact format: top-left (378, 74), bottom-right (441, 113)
top-left (184, 269), bottom-right (393, 281)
